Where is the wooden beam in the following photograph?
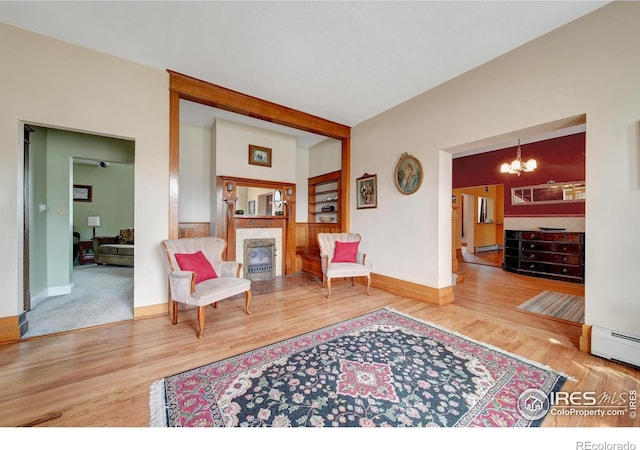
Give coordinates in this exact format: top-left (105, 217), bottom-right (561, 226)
top-left (168, 70), bottom-right (350, 140)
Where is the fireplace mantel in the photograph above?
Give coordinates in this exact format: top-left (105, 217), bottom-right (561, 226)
top-left (216, 176), bottom-right (297, 275)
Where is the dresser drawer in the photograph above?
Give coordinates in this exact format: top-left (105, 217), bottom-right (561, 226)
top-left (520, 261), bottom-right (583, 277)
top-left (520, 250), bottom-right (581, 265)
top-left (520, 241), bottom-right (581, 254)
top-left (521, 231), bottom-right (582, 243)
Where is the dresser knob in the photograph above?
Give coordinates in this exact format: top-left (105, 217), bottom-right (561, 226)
top-left (562, 268), bottom-right (569, 273)
top-left (562, 257), bottom-right (568, 263)
top-left (529, 254), bottom-right (536, 259)
top-left (530, 264), bottom-right (536, 269)
top-left (530, 244), bottom-right (536, 249)
top-left (562, 246), bottom-right (568, 251)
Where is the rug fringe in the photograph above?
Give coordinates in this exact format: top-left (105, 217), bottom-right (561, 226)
top-left (149, 378), bottom-right (168, 427)
top-left (383, 307), bottom-right (577, 382)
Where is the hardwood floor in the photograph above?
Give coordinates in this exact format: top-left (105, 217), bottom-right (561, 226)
top-left (460, 247), bottom-right (503, 267)
top-left (0, 263), bottom-right (637, 428)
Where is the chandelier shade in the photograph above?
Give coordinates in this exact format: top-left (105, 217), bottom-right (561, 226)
top-left (499, 139), bottom-right (537, 176)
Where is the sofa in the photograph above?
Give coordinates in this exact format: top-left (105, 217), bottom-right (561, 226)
top-left (93, 228), bottom-right (134, 267)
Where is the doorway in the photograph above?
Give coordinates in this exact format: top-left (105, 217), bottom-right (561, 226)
top-left (22, 125), bottom-right (135, 338)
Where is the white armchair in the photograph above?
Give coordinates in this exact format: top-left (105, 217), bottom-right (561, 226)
top-left (317, 232), bottom-right (371, 298)
top-left (160, 237), bottom-right (252, 338)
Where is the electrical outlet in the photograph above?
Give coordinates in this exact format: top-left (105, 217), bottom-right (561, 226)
top-left (369, 260), bottom-right (375, 270)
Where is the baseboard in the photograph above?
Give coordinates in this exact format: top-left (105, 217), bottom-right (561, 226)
top-left (0, 315), bottom-right (21, 344)
top-left (579, 323), bottom-right (592, 353)
top-left (31, 284), bottom-right (74, 309)
top-left (134, 302), bottom-right (168, 319)
top-left (371, 273), bottom-right (454, 306)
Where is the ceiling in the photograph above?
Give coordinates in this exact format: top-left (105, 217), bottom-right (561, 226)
top-left (0, 1), bottom-right (607, 147)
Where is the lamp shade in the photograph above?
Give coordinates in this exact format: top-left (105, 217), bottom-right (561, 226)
top-left (88, 216), bottom-right (101, 227)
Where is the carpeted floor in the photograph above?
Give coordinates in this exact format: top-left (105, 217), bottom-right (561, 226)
top-left (517, 290), bottom-right (584, 323)
top-left (150, 308), bottom-right (567, 427)
top-left (22, 264), bottom-right (134, 338)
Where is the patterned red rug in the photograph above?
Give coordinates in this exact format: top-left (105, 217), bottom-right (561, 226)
top-left (150, 308), bottom-right (566, 427)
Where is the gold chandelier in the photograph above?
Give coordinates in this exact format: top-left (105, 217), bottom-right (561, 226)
top-left (499, 139), bottom-right (537, 176)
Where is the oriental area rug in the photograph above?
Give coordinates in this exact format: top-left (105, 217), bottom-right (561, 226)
top-left (149, 308), bottom-right (566, 427)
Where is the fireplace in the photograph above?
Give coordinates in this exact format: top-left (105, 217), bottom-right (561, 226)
top-left (244, 239), bottom-right (276, 280)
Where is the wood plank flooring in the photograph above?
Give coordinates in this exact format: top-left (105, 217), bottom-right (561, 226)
top-left (0, 263), bottom-right (637, 428)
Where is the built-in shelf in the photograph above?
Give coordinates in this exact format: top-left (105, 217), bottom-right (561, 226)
top-left (308, 170), bottom-right (341, 224)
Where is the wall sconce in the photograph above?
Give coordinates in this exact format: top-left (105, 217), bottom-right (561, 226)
top-left (225, 182), bottom-right (234, 196)
top-left (285, 187), bottom-right (294, 197)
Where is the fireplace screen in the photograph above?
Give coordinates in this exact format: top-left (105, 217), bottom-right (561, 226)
top-left (244, 239), bottom-right (276, 281)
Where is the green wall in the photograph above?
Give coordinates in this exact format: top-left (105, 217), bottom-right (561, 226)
top-left (29, 126), bottom-right (134, 296)
top-left (73, 163), bottom-right (134, 241)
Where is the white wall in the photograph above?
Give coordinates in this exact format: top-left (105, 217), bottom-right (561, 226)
top-left (215, 119), bottom-right (297, 183)
top-left (308, 138), bottom-right (341, 178)
top-left (179, 123), bottom-right (212, 222)
top-left (0, 23), bottom-right (169, 316)
top-left (295, 146), bottom-right (309, 222)
top-left (351, 2), bottom-right (640, 337)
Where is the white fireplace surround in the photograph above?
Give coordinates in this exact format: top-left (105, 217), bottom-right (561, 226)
top-left (235, 228), bottom-right (283, 277)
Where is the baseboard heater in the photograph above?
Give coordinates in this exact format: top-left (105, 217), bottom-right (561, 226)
top-left (591, 326), bottom-right (640, 369)
top-left (475, 244), bottom-right (499, 253)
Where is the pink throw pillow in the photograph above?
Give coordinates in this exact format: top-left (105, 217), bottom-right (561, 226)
top-left (332, 241), bottom-right (359, 263)
top-left (174, 251), bottom-right (218, 284)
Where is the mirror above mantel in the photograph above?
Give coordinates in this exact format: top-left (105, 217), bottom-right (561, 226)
top-left (512, 181), bottom-right (585, 206)
top-left (217, 176), bottom-right (295, 217)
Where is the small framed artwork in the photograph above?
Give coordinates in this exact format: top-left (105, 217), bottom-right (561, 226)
top-left (73, 184), bottom-right (92, 202)
top-left (248, 144), bottom-right (272, 167)
top-left (356, 173), bottom-right (377, 209)
top-left (248, 200), bottom-right (256, 215)
top-left (394, 152), bottom-right (423, 195)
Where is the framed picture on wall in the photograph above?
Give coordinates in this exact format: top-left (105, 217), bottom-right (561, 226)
top-left (248, 144), bottom-right (272, 167)
top-left (356, 173), bottom-right (377, 209)
top-left (394, 152), bottom-right (423, 195)
top-left (73, 184), bottom-right (92, 202)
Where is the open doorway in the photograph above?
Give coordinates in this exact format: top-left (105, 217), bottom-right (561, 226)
top-left (22, 125), bottom-right (135, 338)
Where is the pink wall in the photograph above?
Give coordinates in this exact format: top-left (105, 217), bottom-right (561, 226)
top-left (452, 133), bottom-right (585, 217)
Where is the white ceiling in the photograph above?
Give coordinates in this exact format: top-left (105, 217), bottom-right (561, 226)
top-left (0, 1), bottom-right (607, 147)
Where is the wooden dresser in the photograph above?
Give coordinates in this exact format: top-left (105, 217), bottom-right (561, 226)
top-left (503, 229), bottom-right (585, 284)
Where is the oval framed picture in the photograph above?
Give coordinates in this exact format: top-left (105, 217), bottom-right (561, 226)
top-left (394, 152), bottom-right (423, 195)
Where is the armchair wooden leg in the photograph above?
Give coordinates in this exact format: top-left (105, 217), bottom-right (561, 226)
top-left (197, 306), bottom-right (205, 339)
top-left (326, 278), bottom-right (332, 299)
top-left (366, 276), bottom-right (371, 296)
top-left (172, 301), bottom-right (179, 325)
top-left (245, 290), bottom-right (252, 315)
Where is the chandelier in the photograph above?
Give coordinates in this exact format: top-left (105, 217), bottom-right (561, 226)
top-left (499, 139), bottom-right (537, 176)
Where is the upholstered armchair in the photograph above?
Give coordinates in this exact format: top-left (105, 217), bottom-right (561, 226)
top-left (160, 237), bottom-right (252, 338)
top-left (317, 232), bottom-right (371, 298)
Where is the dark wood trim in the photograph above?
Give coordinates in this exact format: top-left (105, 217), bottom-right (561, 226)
top-left (168, 70), bottom-right (350, 140)
top-left (169, 90), bottom-right (180, 240)
top-left (168, 70), bottom-right (352, 244)
top-left (371, 273), bottom-right (455, 306)
top-left (341, 138), bottom-right (350, 230)
top-left (23, 125), bottom-right (34, 316)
